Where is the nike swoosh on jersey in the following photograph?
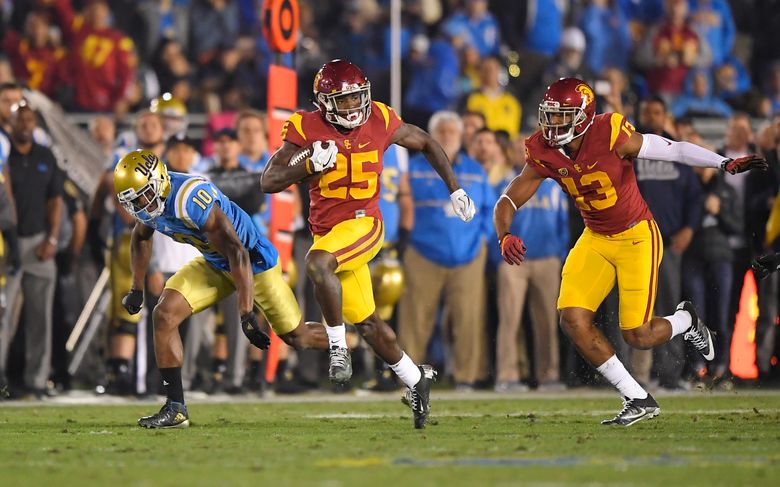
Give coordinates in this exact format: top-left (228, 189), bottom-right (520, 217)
top-left (358, 141), bottom-right (371, 149)
top-left (632, 240), bottom-right (642, 245)
top-left (587, 162), bottom-right (598, 170)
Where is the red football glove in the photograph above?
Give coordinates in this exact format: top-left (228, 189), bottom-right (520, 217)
top-left (722, 155), bottom-right (768, 174)
top-left (499, 233), bottom-right (526, 265)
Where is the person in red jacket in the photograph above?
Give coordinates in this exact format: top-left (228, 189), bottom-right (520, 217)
top-left (3, 11), bottom-right (70, 99)
top-left (46, 0), bottom-right (137, 113)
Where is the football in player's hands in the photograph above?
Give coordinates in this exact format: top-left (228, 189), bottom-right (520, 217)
top-left (291, 140), bottom-right (338, 175)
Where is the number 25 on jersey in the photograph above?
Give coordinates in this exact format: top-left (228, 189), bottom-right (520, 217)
top-left (319, 150), bottom-right (379, 200)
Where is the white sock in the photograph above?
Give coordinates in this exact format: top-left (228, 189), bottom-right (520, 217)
top-left (325, 324), bottom-right (348, 349)
top-left (665, 309), bottom-right (692, 338)
top-left (596, 355), bottom-right (648, 400)
top-left (389, 353), bottom-right (422, 388)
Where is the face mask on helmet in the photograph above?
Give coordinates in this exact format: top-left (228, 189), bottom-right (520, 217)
top-left (317, 83), bottom-right (371, 129)
top-left (539, 100), bottom-right (592, 147)
top-left (117, 178), bottom-right (166, 222)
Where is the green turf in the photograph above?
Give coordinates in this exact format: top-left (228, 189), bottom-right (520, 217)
top-left (2, 394), bottom-right (780, 486)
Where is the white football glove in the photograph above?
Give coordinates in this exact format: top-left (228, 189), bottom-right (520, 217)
top-left (309, 140), bottom-right (338, 173)
top-left (450, 188), bottom-right (476, 222)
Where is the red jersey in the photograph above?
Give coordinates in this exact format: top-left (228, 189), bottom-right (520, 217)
top-left (525, 112), bottom-right (653, 235)
top-left (282, 101), bottom-right (403, 235)
top-left (3, 31), bottom-right (70, 98)
top-left (52, 0), bottom-right (136, 112)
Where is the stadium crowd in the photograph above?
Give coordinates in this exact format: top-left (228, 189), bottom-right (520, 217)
top-left (1, 0), bottom-right (779, 400)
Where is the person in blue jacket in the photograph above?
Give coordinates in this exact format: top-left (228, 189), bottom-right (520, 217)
top-left (397, 111), bottom-right (493, 389)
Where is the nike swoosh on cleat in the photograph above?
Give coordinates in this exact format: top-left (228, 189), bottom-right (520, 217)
top-left (702, 329), bottom-right (715, 361)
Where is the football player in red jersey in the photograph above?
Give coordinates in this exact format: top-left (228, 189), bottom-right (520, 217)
top-left (262, 59), bottom-right (476, 428)
top-left (495, 77), bottom-right (767, 426)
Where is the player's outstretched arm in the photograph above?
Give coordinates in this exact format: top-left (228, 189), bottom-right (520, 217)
top-left (261, 140), bottom-right (338, 193)
top-left (202, 205), bottom-right (271, 349)
top-left (129, 222), bottom-right (154, 291)
top-left (618, 132), bottom-right (768, 174)
top-left (201, 205), bottom-right (254, 316)
top-left (493, 165), bottom-right (544, 265)
top-left (391, 122), bottom-right (475, 222)
top-left (392, 123), bottom-right (459, 192)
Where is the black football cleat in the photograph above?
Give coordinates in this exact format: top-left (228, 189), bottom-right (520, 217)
top-left (601, 394), bottom-right (660, 426)
top-left (403, 365), bottom-right (437, 429)
top-left (678, 301), bottom-right (715, 361)
top-left (138, 400), bottom-right (190, 429)
top-left (328, 346), bottom-right (352, 383)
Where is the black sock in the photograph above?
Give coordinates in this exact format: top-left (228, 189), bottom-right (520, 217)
top-left (159, 367), bottom-right (184, 404)
top-left (249, 360), bottom-right (262, 380)
top-left (274, 359), bottom-right (288, 383)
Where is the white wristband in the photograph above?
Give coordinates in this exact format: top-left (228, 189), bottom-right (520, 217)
top-left (499, 194), bottom-right (517, 211)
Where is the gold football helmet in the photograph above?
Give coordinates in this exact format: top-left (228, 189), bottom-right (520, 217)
top-left (114, 149), bottom-right (171, 222)
top-left (150, 93), bottom-right (188, 137)
top-left (371, 256), bottom-right (404, 320)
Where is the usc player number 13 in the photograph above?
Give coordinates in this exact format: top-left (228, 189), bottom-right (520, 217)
top-left (494, 77), bottom-right (767, 426)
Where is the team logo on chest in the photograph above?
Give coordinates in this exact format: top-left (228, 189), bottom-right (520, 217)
top-left (344, 140), bottom-right (352, 150)
top-left (558, 168), bottom-right (569, 177)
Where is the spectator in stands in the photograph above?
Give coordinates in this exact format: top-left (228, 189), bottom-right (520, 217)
top-left (521, 0), bottom-right (564, 58)
top-left (719, 114), bottom-right (776, 389)
top-left (151, 39), bottom-right (194, 96)
top-left (51, 178), bottom-right (87, 391)
top-left (461, 110), bottom-right (486, 158)
top-left (671, 68), bottom-right (733, 118)
top-left (49, 0), bottom-right (138, 114)
top-left (88, 115), bottom-right (116, 160)
top-left (687, 0), bottom-right (735, 67)
top-left (683, 166), bottom-right (738, 384)
top-left (2, 11), bottom-right (70, 100)
top-left (398, 111), bottom-right (492, 389)
top-left (463, 56), bottom-right (521, 139)
top-left (0, 57), bottom-right (13, 84)
top-left (542, 27), bottom-right (595, 94)
top-left (579, 0), bottom-right (632, 74)
top-left (595, 68), bottom-right (639, 121)
top-left (712, 56), bottom-right (762, 116)
top-left (189, 0), bottom-right (239, 70)
top-left (0, 103), bottom-right (63, 399)
top-left (403, 34), bottom-right (460, 129)
top-left (453, 45), bottom-right (480, 104)
top-left (235, 109), bottom-right (269, 173)
top-left (634, 96), bottom-right (702, 390)
top-left (441, 0), bottom-right (500, 57)
top-left (494, 147), bottom-right (568, 391)
top-left (766, 63), bottom-right (780, 117)
top-left (638, 0), bottom-right (709, 98)
top-left (138, 0), bottom-right (190, 61)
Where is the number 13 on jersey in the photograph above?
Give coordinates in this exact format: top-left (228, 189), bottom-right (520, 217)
top-left (561, 171), bottom-right (618, 211)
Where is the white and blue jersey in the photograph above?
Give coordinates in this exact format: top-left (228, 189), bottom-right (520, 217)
top-left (378, 144), bottom-right (408, 244)
top-left (146, 172), bottom-right (278, 274)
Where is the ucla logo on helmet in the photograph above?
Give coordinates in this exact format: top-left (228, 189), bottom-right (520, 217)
top-left (576, 83), bottom-right (594, 105)
top-left (134, 152), bottom-right (159, 178)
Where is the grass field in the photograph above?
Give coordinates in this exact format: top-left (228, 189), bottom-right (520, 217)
top-left (2, 391), bottom-right (779, 486)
